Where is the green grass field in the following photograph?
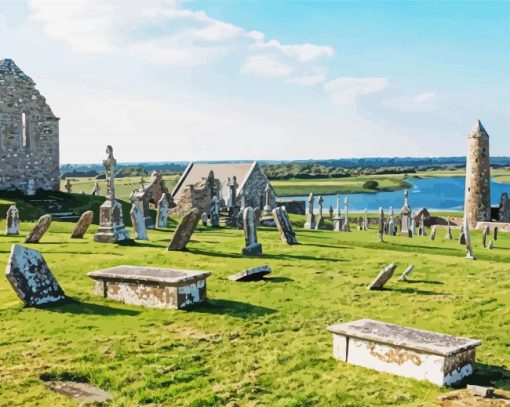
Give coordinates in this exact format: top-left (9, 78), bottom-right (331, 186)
top-left (1, 213), bottom-right (509, 406)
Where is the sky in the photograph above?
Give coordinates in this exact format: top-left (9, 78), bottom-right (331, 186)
top-left (0, 0), bottom-right (509, 164)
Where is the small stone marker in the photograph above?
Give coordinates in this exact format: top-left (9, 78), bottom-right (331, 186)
top-left (304, 193), bottom-right (316, 229)
top-left (228, 265), bottom-right (272, 281)
top-left (45, 381), bottom-right (112, 405)
top-left (5, 244), bottom-right (65, 306)
top-left (445, 217), bottom-right (453, 240)
top-left (5, 204), bottom-right (20, 235)
top-left (482, 225), bottom-right (489, 247)
top-left (378, 207), bottom-right (384, 242)
top-left (315, 195), bottom-right (325, 230)
top-left (70, 211), bottom-right (93, 238)
top-left (87, 265), bottom-right (210, 309)
top-left (459, 232), bottom-right (466, 245)
top-left (130, 203), bottom-right (148, 240)
top-left (487, 239), bottom-right (494, 250)
top-left (398, 265), bottom-right (414, 282)
top-left (273, 206), bottom-right (298, 245)
top-left (242, 207), bottom-right (263, 255)
top-left (327, 319), bottom-right (482, 386)
top-left (342, 197), bottom-right (350, 232)
top-left (367, 263), bottom-right (396, 290)
top-left (430, 225), bottom-right (436, 240)
top-left (24, 214), bottom-right (52, 243)
top-left (493, 226), bottom-right (498, 241)
top-left (464, 217), bottom-right (475, 260)
top-left (157, 193), bottom-right (170, 228)
top-left (201, 212), bottom-right (208, 226)
top-left (210, 195), bottom-right (220, 227)
top-left (167, 208), bottom-right (200, 251)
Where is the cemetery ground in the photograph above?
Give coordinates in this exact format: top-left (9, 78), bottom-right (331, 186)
top-left (1, 210), bottom-right (509, 406)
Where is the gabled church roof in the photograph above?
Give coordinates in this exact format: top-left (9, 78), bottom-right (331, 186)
top-left (0, 59), bottom-right (35, 85)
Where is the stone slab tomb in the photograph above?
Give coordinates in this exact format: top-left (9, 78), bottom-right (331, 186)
top-left (228, 265), bottom-right (272, 281)
top-left (24, 214), bottom-right (52, 243)
top-left (327, 319), bottom-right (482, 386)
top-left (87, 265), bottom-right (210, 309)
top-left (70, 211), bottom-right (93, 238)
top-left (272, 207), bottom-right (298, 245)
top-left (5, 204), bottom-right (20, 235)
top-left (167, 208), bottom-right (200, 251)
top-left (367, 263), bottom-right (396, 290)
top-left (5, 244), bottom-right (65, 306)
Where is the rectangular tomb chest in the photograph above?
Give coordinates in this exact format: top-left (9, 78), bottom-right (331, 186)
top-left (87, 266), bottom-right (211, 309)
top-left (327, 319), bottom-right (482, 386)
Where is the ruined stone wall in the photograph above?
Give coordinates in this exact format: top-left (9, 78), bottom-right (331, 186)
top-left (171, 178), bottom-right (221, 216)
top-left (0, 59), bottom-right (60, 193)
top-left (464, 124), bottom-right (491, 228)
top-left (237, 164), bottom-right (276, 208)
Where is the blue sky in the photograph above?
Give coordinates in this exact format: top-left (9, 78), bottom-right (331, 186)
top-left (0, 0), bottom-right (509, 163)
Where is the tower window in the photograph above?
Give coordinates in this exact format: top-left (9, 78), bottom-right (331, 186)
top-left (21, 113), bottom-right (29, 148)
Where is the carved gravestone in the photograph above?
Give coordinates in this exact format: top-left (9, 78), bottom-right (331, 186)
top-left (210, 195), bottom-right (220, 228)
top-left (304, 193), bottom-right (316, 229)
top-left (273, 207), bottom-right (298, 245)
top-left (70, 211), bottom-right (94, 238)
top-left (253, 207), bottom-right (261, 227)
top-left (130, 204), bottom-right (148, 240)
top-left (228, 265), bottom-right (272, 281)
top-left (368, 263), bottom-right (397, 290)
top-left (315, 195), bottom-right (325, 230)
top-left (493, 227), bottom-right (498, 241)
top-left (263, 183), bottom-right (272, 216)
top-left (5, 244), bottom-right (65, 306)
top-left (24, 214), bottom-right (52, 243)
top-left (400, 189), bottom-right (412, 236)
top-left (242, 207), bottom-right (263, 256)
top-left (167, 208), bottom-right (200, 251)
top-left (482, 225), bottom-right (489, 248)
top-left (378, 208), bottom-right (384, 242)
top-left (5, 204), bottom-right (20, 235)
top-left (499, 193), bottom-right (510, 222)
top-left (156, 193), bottom-right (170, 228)
top-left (464, 218), bottom-right (475, 260)
top-left (333, 195), bottom-right (342, 232)
top-left (342, 197), bottom-right (350, 232)
top-left (131, 189), bottom-right (154, 230)
top-left (201, 212), bottom-right (208, 227)
top-left (419, 214), bottom-right (426, 237)
top-left (364, 209), bottom-right (369, 231)
top-left (398, 265), bottom-right (414, 282)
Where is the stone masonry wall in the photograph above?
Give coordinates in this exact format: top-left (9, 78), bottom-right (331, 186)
top-left (0, 59), bottom-right (59, 193)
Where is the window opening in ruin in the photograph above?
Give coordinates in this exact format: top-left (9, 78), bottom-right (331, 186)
top-left (21, 113), bottom-right (29, 148)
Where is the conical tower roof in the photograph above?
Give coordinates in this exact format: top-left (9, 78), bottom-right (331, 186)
top-left (468, 119), bottom-right (489, 139)
top-left (0, 58), bottom-right (35, 85)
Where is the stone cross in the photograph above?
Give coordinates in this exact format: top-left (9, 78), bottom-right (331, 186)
top-left (64, 179), bottom-right (72, 193)
top-left (378, 207), bottom-right (384, 242)
top-left (242, 207), bottom-right (262, 255)
top-left (304, 192), bottom-right (316, 229)
top-left (342, 197), bottom-right (350, 231)
top-left (91, 181), bottom-right (100, 196)
top-left (156, 193), bottom-right (170, 228)
top-left (445, 217), bottom-right (453, 240)
top-left (130, 202), bottom-right (148, 240)
top-left (210, 195), bottom-right (220, 227)
top-left (464, 216), bottom-right (475, 259)
top-left (103, 145), bottom-right (117, 201)
top-left (263, 183), bottom-right (272, 214)
top-left (5, 204), bottom-right (19, 235)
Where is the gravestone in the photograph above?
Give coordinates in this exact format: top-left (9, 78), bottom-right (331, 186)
top-left (210, 195), bottom-right (220, 227)
top-left (130, 203), bottom-right (148, 240)
top-left (445, 217), bottom-right (453, 240)
top-left (499, 192), bottom-right (510, 222)
top-left (378, 207), bottom-right (384, 242)
top-left (94, 146), bottom-right (131, 243)
top-left (430, 225), bottom-right (436, 240)
top-left (273, 206), bottom-right (298, 245)
top-left (410, 211), bottom-right (416, 237)
top-left (5, 204), bottom-right (20, 235)
top-left (91, 181), bottom-right (100, 196)
top-left (388, 207), bottom-right (395, 236)
top-left (357, 217), bottom-right (362, 230)
top-left (263, 183), bottom-right (272, 216)
top-left (419, 214), bottom-right (426, 236)
top-left (167, 208), bottom-right (200, 251)
top-left (70, 211), bottom-right (93, 238)
top-left (368, 263), bottom-right (396, 290)
top-left (487, 239), bottom-right (494, 250)
top-left (228, 265), bottom-right (272, 281)
top-left (156, 193), bottom-right (170, 228)
top-left (253, 207), bottom-right (261, 227)
top-left (493, 227), bottom-right (498, 241)
top-left (130, 189), bottom-right (154, 230)
top-left (304, 193), bottom-right (316, 229)
top-left (24, 214), bottom-right (52, 243)
top-left (400, 189), bottom-right (412, 236)
top-left (315, 195), bottom-right (325, 230)
top-left (226, 176), bottom-right (239, 209)
top-left (363, 209), bottom-right (369, 231)
top-left (64, 179), bottom-right (72, 193)
top-left (482, 225), bottom-right (489, 247)
top-left (398, 265), bottom-right (415, 282)
top-left (464, 217), bottom-right (475, 260)
top-left (329, 205), bottom-right (334, 221)
top-left (5, 244), bottom-right (65, 306)
top-left (459, 232), bottom-right (466, 245)
top-left (201, 212), bottom-right (208, 227)
top-left (342, 197), bottom-right (350, 232)
top-left (242, 207), bottom-right (263, 256)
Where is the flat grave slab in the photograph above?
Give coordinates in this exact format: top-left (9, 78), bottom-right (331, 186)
top-left (87, 265), bottom-right (211, 309)
top-left (328, 319), bottom-right (481, 386)
top-left (229, 265), bottom-right (272, 281)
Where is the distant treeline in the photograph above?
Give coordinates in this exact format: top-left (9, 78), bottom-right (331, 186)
top-left (60, 163), bottom-right (187, 179)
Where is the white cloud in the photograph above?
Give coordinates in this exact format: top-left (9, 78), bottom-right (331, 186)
top-left (286, 74), bottom-right (326, 86)
top-left (384, 91), bottom-right (440, 112)
top-left (241, 54), bottom-right (295, 78)
top-left (257, 39), bottom-right (334, 62)
top-left (413, 91), bottom-right (437, 103)
top-left (324, 76), bottom-right (389, 104)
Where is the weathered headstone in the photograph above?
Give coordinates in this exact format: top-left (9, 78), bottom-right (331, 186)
top-left (24, 214), bottom-right (52, 243)
top-left (410, 211), bottom-right (416, 237)
top-left (364, 209), bottom-right (369, 231)
top-left (273, 206), bottom-right (298, 245)
top-left (167, 208), bottom-right (200, 251)
top-left (228, 265), bottom-right (272, 281)
top-left (315, 195), bottom-right (325, 230)
top-left (263, 183), bottom-right (272, 216)
top-left (499, 192), bottom-right (510, 222)
top-left (464, 217), bottom-right (475, 260)
top-left (342, 197), bottom-right (350, 232)
top-left (130, 203), bottom-right (148, 240)
top-left (130, 189), bottom-right (154, 230)
top-left (388, 207), bottom-right (395, 236)
top-left (459, 231), bottom-right (466, 245)
top-left (357, 217), bottom-right (362, 230)
top-left (94, 146), bottom-right (131, 243)
top-left (226, 176), bottom-right (239, 208)
top-left (378, 207), bottom-right (384, 242)
top-left (487, 239), bottom-right (494, 249)
top-left (304, 193), bottom-right (316, 229)
top-left (367, 263), bottom-right (396, 290)
top-left (419, 214), bottom-right (426, 237)
top-left (329, 205), bottom-right (334, 221)
top-left (70, 211), bottom-right (93, 238)
top-left (400, 189), bottom-right (412, 236)
top-left (242, 207), bottom-right (263, 256)
top-left (210, 195), bottom-right (220, 227)
top-left (156, 193), bottom-right (170, 228)
top-left (5, 244), bottom-right (65, 306)
top-left (493, 226), bottom-right (498, 241)
top-left (333, 195), bottom-right (342, 232)
top-left (91, 181), bottom-right (100, 196)
top-left (398, 265), bottom-right (414, 282)
top-left (482, 225), bottom-right (489, 248)
top-left (430, 225), bottom-right (437, 240)
top-left (45, 381), bottom-right (112, 405)
top-left (445, 217), bottom-right (453, 240)
top-left (253, 207), bottom-right (261, 227)
top-left (201, 212), bottom-right (208, 227)
top-left (5, 204), bottom-right (20, 235)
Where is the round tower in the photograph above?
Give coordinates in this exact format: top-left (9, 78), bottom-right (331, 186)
top-left (464, 120), bottom-right (491, 228)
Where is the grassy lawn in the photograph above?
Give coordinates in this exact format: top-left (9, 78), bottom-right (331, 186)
top-left (1, 212), bottom-right (509, 406)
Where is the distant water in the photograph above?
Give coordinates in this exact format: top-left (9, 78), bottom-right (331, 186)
top-left (286, 177), bottom-right (510, 212)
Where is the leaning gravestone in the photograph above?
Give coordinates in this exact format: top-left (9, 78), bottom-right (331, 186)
top-left (430, 225), bottom-right (437, 241)
top-left (398, 265), bottom-right (415, 282)
top-left (482, 225), bottom-right (489, 248)
top-left (459, 231), bottom-right (466, 245)
top-left (367, 263), bottom-right (397, 290)
top-left (24, 214), bottom-right (52, 243)
top-left (273, 207), bottom-right (298, 245)
top-left (167, 208), bottom-right (200, 251)
top-left (157, 193), bottom-right (170, 228)
top-left (487, 240), bottom-right (494, 250)
top-left (70, 211), bottom-right (94, 238)
top-left (130, 204), bottom-right (148, 240)
top-left (242, 207), bottom-right (263, 256)
top-left (5, 244), bottom-right (65, 306)
top-left (228, 265), bottom-right (272, 281)
top-left (5, 204), bottom-right (20, 235)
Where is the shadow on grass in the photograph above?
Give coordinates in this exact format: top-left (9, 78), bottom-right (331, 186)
top-left (453, 363), bottom-right (510, 390)
top-left (305, 243), bottom-right (352, 250)
top-left (37, 297), bottom-right (140, 316)
top-left (380, 287), bottom-right (444, 296)
top-left (405, 279), bottom-right (444, 285)
top-left (184, 299), bottom-right (276, 319)
top-left (187, 248), bottom-right (342, 262)
top-left (263, 276), bottom-right (294, 283)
